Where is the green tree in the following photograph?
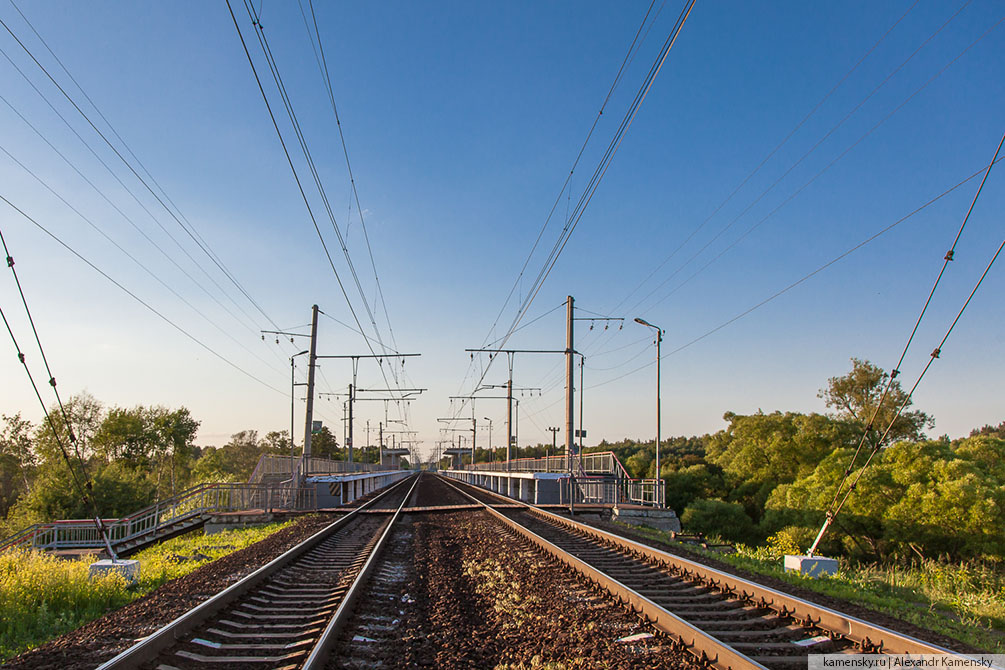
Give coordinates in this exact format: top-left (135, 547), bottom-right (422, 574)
top-left (662, 463), bottom-right (725, 514)
top-left (310, 426), bottom-right (340, 460)
top-left (819, 358), bottom-right (933, 444)
top-left (705, 411), bottom-right (858, 519)
top-left (681, 499), bottom-right (759, 544)
top-left (261, 430), bottom-right (292, 455)
top-left (32, 392), bottom-right (104, 466)
top-left (0, 414), bottom-right (36, 515)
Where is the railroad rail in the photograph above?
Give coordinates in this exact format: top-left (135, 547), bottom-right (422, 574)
top-left (440, 475), bottom-right (966, 670)
top-left (96, 473), bottom-right (420, 670)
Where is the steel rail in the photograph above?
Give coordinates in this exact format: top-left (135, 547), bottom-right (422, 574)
top-left (439, 475), bottom-right (963, 667)
top-left (95, 473), bottom-right (418, 670)
top-left (438, 475), bottom-right (763, 670)
top-left (301, 472), bottom-right (421, 668)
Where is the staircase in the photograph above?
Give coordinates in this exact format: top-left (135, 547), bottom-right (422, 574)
top-left (0, 481), bottom-right (315, 556)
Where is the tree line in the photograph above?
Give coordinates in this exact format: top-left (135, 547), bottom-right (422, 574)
top-left (589, 358), bottom-right (1005, 562)
top-left (0, 395), bottom-right (373, 539)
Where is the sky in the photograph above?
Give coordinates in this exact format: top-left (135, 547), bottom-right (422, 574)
top-left (0, 1), bottom-right (1002, 463)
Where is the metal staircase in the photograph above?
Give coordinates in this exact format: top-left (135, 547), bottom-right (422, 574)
top-left (0, 481), bottom-right (314, 556)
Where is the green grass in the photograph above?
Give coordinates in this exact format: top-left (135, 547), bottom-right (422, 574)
top-left (612, 522), bottom-right (1005, 653)
top-left (0, 520), bottom-right (294, 661)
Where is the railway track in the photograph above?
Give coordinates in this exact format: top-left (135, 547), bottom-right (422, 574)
top-left (96, 474), bottom-right (420, 670)
top-left (93, 471), bottom-right (969, 670)
top-left (440, 474), bottom-right (966, 670)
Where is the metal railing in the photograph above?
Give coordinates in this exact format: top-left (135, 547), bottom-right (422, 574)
top-left (558, 477), bottom-right (665, 507)
top-left (248, 454), bottom-right (388, 484)
top-left (0, 482), bottom-right (316, 553)
top-left (464, 451), bottom-right (629, 478)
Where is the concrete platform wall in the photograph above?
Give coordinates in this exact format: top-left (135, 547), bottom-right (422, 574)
top-left (441, 470), bottom-right (565, 505)
top-left (309, 470), bottom-right (411, 508)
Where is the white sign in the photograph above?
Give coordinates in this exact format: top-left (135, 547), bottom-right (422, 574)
top-left (808, 656), bottom-right (1004, 670)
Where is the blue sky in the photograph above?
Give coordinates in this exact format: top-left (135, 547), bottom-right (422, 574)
top-left (0, 1), bottom-right (1002, 460)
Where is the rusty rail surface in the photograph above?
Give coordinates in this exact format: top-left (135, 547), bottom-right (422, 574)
top-left (439, 475), bottom-right (964, 670)
top-left (95, 474), bottom-right (419, 670)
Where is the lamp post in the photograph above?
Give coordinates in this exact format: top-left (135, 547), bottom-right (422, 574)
top-left (547, 426), bottom-right (559, 469)
top-left (483, 417), bottom-right (493, 462)
top-left (290, 350), bottom-right (309, 482)
top-left (634, 317), bottom-right (663, 494)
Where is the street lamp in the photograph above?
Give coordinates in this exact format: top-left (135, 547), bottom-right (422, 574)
top-left (483, 417), bottom-right (493, 462)
top-left (634, 317), bottom-right (663, 493)
top-left (290, 350), bottom-right (309, 482)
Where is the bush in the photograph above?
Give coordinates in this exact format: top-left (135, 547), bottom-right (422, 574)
top-left (681, 499), bottom-right (760, 545)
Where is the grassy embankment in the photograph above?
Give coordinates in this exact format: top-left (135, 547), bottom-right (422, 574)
top-left (615, 522), bottom-right (1005, 654)
top-left (0, 520), bottom-right (294, 661)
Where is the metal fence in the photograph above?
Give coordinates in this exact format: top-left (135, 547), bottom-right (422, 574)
top-left (248, 454), bottom-right (388, 484)
top-left (558, 477), bottom-right (665, 507)
top-left (0, 483), bottom-right (316, 553)
top-left (465, 451), bottom-right (630, 478)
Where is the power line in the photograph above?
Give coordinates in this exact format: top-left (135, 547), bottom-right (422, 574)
top-left (228, 1), bottom-right (411, 429)
top-left (0, 13), bottom-right (281, 331)
top-left (240, 1), bottom-right (393, 362)
top-left (303, 0), bottom-right (400, 356)
top-left (586, 155), bottom-right (1005, 391)
top-left (0, 143), bottom-right (287, 378)
top-left (0, 228), bottom-right (116, 558)
top-left (638, 13), bottom-right (1004, 317)
top-left (0, 92), bottom-right (263, 336)
top-left (480, 0), bottom-right (661, 348)
top-left (0, 193), bottom-right (287, 395)
top-left (0, 47), bottom-right (267, 336)
top-left (449, 1), bottom-right (695, 421)
top-left (812, 129), bottom-right (1003, 552)
top-left (611, 0), bottom-right (944, 315)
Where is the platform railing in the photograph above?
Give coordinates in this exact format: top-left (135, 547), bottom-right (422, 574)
top-left (558, 477), bottom-right (665, 507)
top-left (464, 451), bottom-right (624, 476)
top-left (248, 454), bottom-right (387, 484)
top-left (0, 483), bottom-right (316, 553)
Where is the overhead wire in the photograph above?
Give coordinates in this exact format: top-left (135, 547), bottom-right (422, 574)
top-left (0, 193), bottom-right (288, 395)
top-left (610, 0), bottom-right (933, 314)
top-left (0, 144), bottom-right (289, 378)
top-left (0, 13), bottom-right (282, 331)
top-left (639, 13), bottom-right (1004, 316)
top-left (241, 1), bottom-right (395, 363)
top-left (815, 129), bottom-right (1003, 542)
top-left (230, 1), bottom-right (411, 431)
top-left (231, 1), bottom-right (424, 438)
top-left (447, 1), bottom-right (695, 432)
top-left (0, 91), bottom-right (263, 336)
top-left (303, 0), bottom-right (400, 358)
top-left (586, 154), bottom-right (1005, 391)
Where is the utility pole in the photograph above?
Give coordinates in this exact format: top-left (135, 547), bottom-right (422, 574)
top-left (347, 384), bottom-right (354, 463)
top-left (506, 377), bottom-right (513, 471)
top-left (635, 316), bottom-right (664, 500)
top-left (547, 426), bottom-right (559, 465)
top-left (566, 295), bottom-right (575, 474)
top-left (303, 304), bottom-right (319, 464)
